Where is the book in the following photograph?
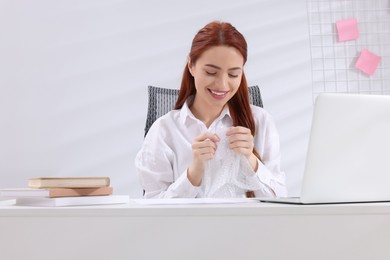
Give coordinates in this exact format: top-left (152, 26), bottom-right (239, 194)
top-left (0, 187), bottom-right (113, 198)
top-left (15, 195), bottom-right (129, 207)
top-left (28, 177), bottom-right (110, 188)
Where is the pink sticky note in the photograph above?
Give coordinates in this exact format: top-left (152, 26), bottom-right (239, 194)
top-left (355, 49), bottom-right (381, 76)
top-left (336, 18), bottom-right (359, 42)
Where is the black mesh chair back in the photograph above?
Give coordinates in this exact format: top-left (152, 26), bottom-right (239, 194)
top-left (144, 85), bottom-right (263, 137)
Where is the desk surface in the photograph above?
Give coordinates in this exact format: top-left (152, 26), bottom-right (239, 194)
top-left (1, 198), bottom-right (390, 216)
top-left (1, 199), bottom-right (390, 260)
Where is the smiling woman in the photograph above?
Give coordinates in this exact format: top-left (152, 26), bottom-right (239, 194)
top-left (187, 46), bottom-right (244, 126)
top-left (135, 21), bottom-right (287, 199)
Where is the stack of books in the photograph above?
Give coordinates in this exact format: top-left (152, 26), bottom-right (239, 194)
top-left (0, 177), bottom-right (129, 207)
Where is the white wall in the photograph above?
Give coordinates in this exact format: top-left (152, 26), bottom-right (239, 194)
top-left (0, 0), bottom-right (313, 198)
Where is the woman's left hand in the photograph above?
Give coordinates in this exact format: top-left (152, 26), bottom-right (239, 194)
top-left (226, 126), bottom-right (258, 171)
top-left (226, 126), bottom-right (254, 158)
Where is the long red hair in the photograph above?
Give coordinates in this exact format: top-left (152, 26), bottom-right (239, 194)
top-left (175, 21), bottom-right (259, 197)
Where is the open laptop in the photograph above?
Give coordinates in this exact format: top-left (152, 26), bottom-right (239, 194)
top-left (261, 93), bottom-right (390, 204)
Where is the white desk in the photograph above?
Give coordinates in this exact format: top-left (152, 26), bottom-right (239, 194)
top-left (1, 199), bottom-right (390, 260)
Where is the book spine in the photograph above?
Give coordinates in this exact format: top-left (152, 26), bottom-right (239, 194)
top-left (49, 187), bottom-right (113, 198)
top-left (28, 178), bottom-right (110, 188)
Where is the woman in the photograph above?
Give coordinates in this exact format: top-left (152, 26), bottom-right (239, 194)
top-left (135, 21), bottom-right (287, 198)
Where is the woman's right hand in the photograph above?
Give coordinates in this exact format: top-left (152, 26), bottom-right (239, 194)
top-left (187, 132), bottom-right (220, 186)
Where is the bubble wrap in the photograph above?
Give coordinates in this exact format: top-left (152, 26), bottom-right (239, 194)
top-left (201, 124), bottom-right (263, 197)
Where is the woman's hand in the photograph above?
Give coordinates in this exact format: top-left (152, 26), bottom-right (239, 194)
top-left (226, 126), bottom-right (258, 171)
top-left (187, 132), bottom-right (220, 186)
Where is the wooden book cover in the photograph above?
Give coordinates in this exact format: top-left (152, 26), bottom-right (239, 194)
top-left (0, 187), bottom-right (113, 198)
top-left (28, 177), bottom-right (110, 188)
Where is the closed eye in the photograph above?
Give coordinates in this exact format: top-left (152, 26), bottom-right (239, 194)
top-left (229, 74), bottom-right (239, 78)
top-left (206, 71), bottom-right (217, 76)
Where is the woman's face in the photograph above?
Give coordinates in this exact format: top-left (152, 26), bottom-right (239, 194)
top-left (188, 45), bottom-right (244, 111)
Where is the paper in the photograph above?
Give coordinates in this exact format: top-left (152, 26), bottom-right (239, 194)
top-left (0, 199), bottom-right (16, 206)
top-left (15, 195), bottom-right (129, 207)
top-left (131, 198), bottom-right (258, 205)
top-left (355, 49), bottom-right (381, 76)
top-left (336, 18), bottom-right (359, 42)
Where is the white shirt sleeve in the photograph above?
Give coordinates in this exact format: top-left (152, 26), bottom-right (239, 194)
top-left (252, 107), bottom-right (288, 197)
top-left (135, 118), bottom-right (201, 198)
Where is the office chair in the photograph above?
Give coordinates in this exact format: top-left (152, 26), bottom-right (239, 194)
top-left (144, 85), bottom-right (263, 137)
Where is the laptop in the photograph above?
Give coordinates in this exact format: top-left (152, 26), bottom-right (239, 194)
top-left (261, 93), bottom-right (390, 204)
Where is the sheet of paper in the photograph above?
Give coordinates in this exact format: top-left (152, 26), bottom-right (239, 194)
top-left (131, 198), bottom-right (259, 205)
top-left (336, 18), bottom-right (359, 42)
top-left (355, 49), bottom-right (381, 76)
top-left (0, 199), bottom-right (16, 206)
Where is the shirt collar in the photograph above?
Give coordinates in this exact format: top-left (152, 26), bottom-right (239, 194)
top-left (179, 96), bottom-right (232, 126)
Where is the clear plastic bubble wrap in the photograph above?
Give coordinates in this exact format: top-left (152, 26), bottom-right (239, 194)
top-left (201, 124), bottom-right (262, 197)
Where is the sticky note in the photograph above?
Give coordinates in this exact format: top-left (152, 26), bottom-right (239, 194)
top-left (336, 18), bottom-right (359, 42)
top-left (355, 49), bottom-right (381, 76)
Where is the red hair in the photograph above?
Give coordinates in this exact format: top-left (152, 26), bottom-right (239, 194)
top-left (175, 22), bottom-right (259, 197)
top-left (175, 21), bottom-right (260, 157)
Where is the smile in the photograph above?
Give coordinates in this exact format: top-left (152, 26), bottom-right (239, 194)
top-left (208, 89), bottom-right (228, 99)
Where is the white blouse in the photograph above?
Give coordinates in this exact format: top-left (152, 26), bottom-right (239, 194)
top-left (135, 100), bottom-right (287, 198)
